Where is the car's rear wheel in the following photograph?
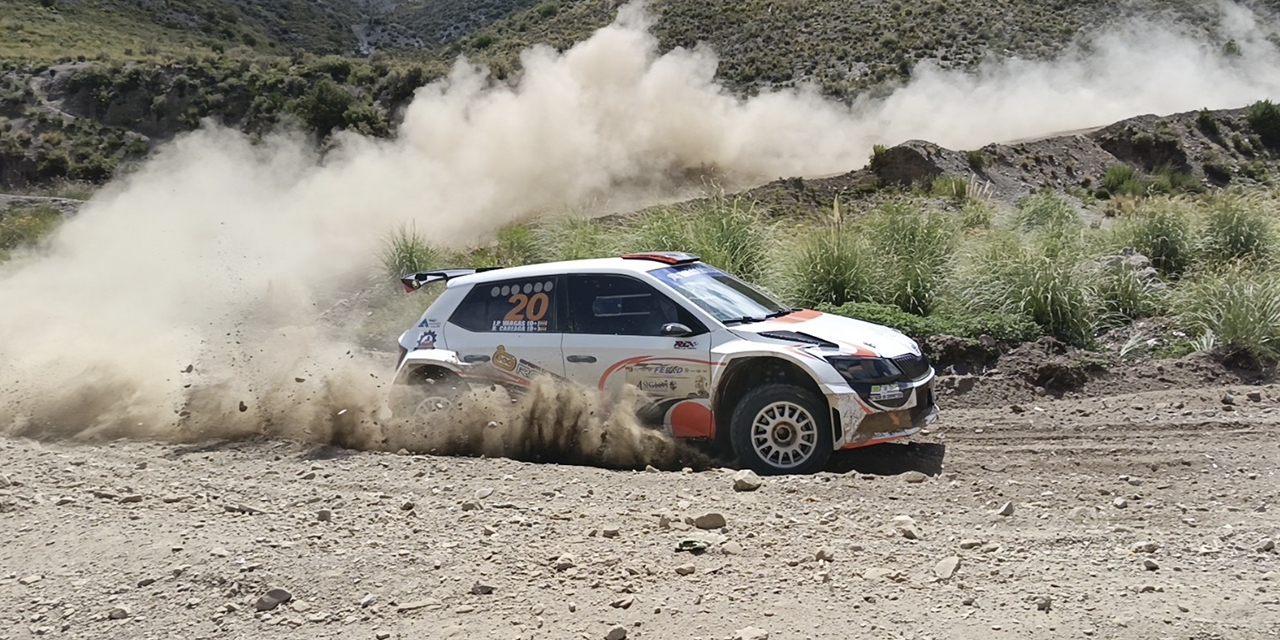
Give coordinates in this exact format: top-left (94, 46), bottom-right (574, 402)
top-left (730, 384), bottom-right (832, 475)
top-left (390, 368), bottom-right (468, 422)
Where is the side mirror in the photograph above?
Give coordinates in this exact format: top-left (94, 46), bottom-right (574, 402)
top-left (660, 323), bottom-right (694, 337)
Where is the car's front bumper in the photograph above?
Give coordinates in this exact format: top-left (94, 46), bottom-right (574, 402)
top-left (828, 373), bottom-right (937, 449)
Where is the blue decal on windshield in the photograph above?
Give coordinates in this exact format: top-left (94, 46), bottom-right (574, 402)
top-left (651, 263), bottom-right (722, 286)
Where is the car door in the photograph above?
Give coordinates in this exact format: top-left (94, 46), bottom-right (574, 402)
top-left (561, 273), bottom-right (715, 438)
top-left (444, 275), bottom-right (566, 388)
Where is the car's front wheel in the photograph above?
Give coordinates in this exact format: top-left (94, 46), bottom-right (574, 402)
top-left (730, 384), bottom-right (833, 475)
top-left (389, 368), bottom-right (468, 422)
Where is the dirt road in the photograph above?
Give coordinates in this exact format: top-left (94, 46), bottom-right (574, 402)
top-left (2, 377), bottom-right (1278, 640)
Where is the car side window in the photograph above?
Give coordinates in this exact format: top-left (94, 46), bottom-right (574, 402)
top-left (567, 274), bottom-right (704, 336)
top-left (449, 277), bottom-right (560, 333)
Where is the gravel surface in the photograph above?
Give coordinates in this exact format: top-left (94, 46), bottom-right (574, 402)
top-left (2, 379), bottom-right (1278, 640)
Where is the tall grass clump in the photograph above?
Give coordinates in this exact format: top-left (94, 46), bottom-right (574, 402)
top-left (469, 221), bottom-right (542, 268)
top-left (864, 200), bottom-right (957, 315)
top-left (956, 230), bottom-right (1096, 345)
top-left (781, 201), bottom-right (875, 307)
top-left (1196, 191), bottom-right (1275, 265)
top-left (1014, 191), bottom-right (1081, 234)
top-left (536, 215), bottom-right (617, 261)
top-left (1111, 198), bottom-right (1194, 276)
top-left (379, 223), bottom-right (440, 281)
top-left (1101, 164), bottom-right (1142, 197)
top-left (0, 204), bottom-right (62, 261)
top-left (1173, 265), bottom-right (1280, 358)
top-left (1093, 258), bottom-right (1166, 323)
top-left (628, 196), bottom-right (771, 283)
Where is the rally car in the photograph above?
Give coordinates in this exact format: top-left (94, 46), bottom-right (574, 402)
top-left (392, 252), bottom-right (936, 475)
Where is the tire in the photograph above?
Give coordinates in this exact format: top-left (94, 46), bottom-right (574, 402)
top-left (730, 383), bottom-right (833, 475)
top-left (389, 369), bottom-right (467, 423)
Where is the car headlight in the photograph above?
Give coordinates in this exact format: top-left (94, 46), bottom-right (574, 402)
top-left (824, 356), bottom-right (904, 385)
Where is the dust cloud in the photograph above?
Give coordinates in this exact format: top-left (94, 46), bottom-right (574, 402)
top-left (0, 1), bottom-right (1277, 454)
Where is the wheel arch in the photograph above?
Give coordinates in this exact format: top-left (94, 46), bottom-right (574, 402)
top-left (712, 355), bottom-right (830, 445)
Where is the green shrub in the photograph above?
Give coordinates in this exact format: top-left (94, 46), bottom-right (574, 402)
top-left (956, 231), bottom-right (1095, 345)
top-left (1173, 265), bottom-right (1280, 358)
top-left (537, 215), bottom-right (616, 261)
top-left (1196, 108), bottom-right (1220, 137)
top-left (1247, 99), bottom-right (1280, 148)
top-left (1197, 191), bottom-right (1275, 265)
top-left (379, 223), bottom-right (438, 281)
top-left (815, 301), bottom-right (1040, 342)
top-left (958, 199), bottom-right (994, 230)
top-left (0, 205), bottom-right (62, 256)
top-left (864, 200), bottom-right (956, 315)
top-left (1102, 164), bottom-right (1144, 197)
top-left (781, 207), bottom-right (874, 307)
top-left (1112, 199), bottom-right (1194, 276)
top-left (1014, 190), bottom-right (1080, 233)
top-left (868, 144), bottom-right (888, 174)
top-left (294, 79), bottom-right (353, 135)
top-left (929, 174), bottom-right (968, 201)
top-left (966, 149), bottom-right (988, 171)
top-left (1094, 260), bottom-right (1165, 323)
top-left (627, 197), bottom-right (771, 283)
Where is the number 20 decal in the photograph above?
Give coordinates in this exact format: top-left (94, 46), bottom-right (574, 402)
top-left (504, 292), bottom-right (550, 322)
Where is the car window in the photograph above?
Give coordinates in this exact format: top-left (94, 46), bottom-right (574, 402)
top-left (567, 274), bottom-right (704, 336)
top-left (649, 263), bottom-right (790, 323)
top-left (449, 277), bottom-right (560, 333)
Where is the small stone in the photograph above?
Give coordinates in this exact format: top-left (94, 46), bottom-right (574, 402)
top-left (1132, 541), bottom-right (1159, 553)
top-left (552, 554), bottom-right (576, 572)
top-left (732, 470), bottom-right (764, 492)
top-left (815, 548), bottom-right (835, 562)
top-left (694, 512), bottom-right (727, 530)
top-left (644, 465), bottom-right (659, 473)
top-left (994, 501), bottom-right (1014, 516)
top-left (119, 495), bottom-right (143, 504)
top-left (470, 582), bottom-right (494, 595)
top-left (460, 501), bottom-right (481, 511)
top-left (1221, 392), bottom-right (1236, 405)
top-left (316, 509), bottom-right (331, 522)
top-left (959, 539), bottom-right (983, 550)
top-left (934, 556), bottom-right (961, 580)
top-left (475, 488), bottom-right (494, 499)
top-left (900, 470), bottom-right (928, 484)
top-left (107, 606), bottom-right (131, 620)
top-left (377, 634), bottom-right (391, 640)
top-left (1258, 538), bottom-right (1275, 552)
top-left (605, 626), bottom-right (628, 640)
top-left (721, 541), bottom-right (744, 555)
top-left (863, 567), bottom-right (901, 582)
top-left (238, 400), bottom-right (248, 412)
top-left (1035, 595), bottom-right (1052, 612)
top-left (732, 627), bottom-right (770, 640)
top-left (397, 599), bottom-right (441, 613)
top-left (610, 595), bottom-right (634, 609)
top-left (1247, 391), bottom-right (1263, 402)
top-left (360, 593), bottom-right (376, 607)
top-left (55, 496), bottom-right (76, 506)
top-left (18, 575), bottom-right (42, 585)
top-left (1142, 559), bottom-right (1159, 571)
top-left (1113, 498), bottom-right (1129, 509)
top-left (137, 577), bottom-right (156, 587)
top-left (890, 515), bottom-right (920, 540)
top-left (674, 564), bottom-right (695, 576)
top-left (210, 547), bottom-right (230, 558)
top-left (1177, 604), bottom-right (1190, 613)
top-left (255, 588), bottom-right (293, 611)
top-left (602, 526), bottom-right (620, 539)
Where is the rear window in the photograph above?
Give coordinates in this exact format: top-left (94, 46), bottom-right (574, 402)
top-left (449, 277), bottom-right (560, 333)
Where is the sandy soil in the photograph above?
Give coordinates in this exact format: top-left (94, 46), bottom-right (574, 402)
top-left (2, 373), bottom-right (1279, 640)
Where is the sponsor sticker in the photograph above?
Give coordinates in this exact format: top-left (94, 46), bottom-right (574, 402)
top-left (870, 383), bottom-right (904, 401)
top-left (492, 346), bottom-right (518, 371)
top-left (673, 340), bottom-right (698, 350)
top-left (416, 330), bottom-right (437, 349)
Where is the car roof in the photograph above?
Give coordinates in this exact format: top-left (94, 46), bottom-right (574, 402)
top-left (447, 257), bottom-right (673, 288)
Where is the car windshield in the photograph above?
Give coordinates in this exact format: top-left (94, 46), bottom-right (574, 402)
top-left (650, 263), bottom-right (792, 324)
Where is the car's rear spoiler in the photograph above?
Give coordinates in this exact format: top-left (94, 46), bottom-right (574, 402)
top-left (400, 268), bottom-right (498, 292)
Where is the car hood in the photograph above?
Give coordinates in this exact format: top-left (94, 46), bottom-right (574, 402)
top-left (732, 310), bottom-right (920, 358)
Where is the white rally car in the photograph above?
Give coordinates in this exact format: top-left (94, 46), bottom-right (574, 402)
top-left (393, 252), bottom-right (936, 475)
